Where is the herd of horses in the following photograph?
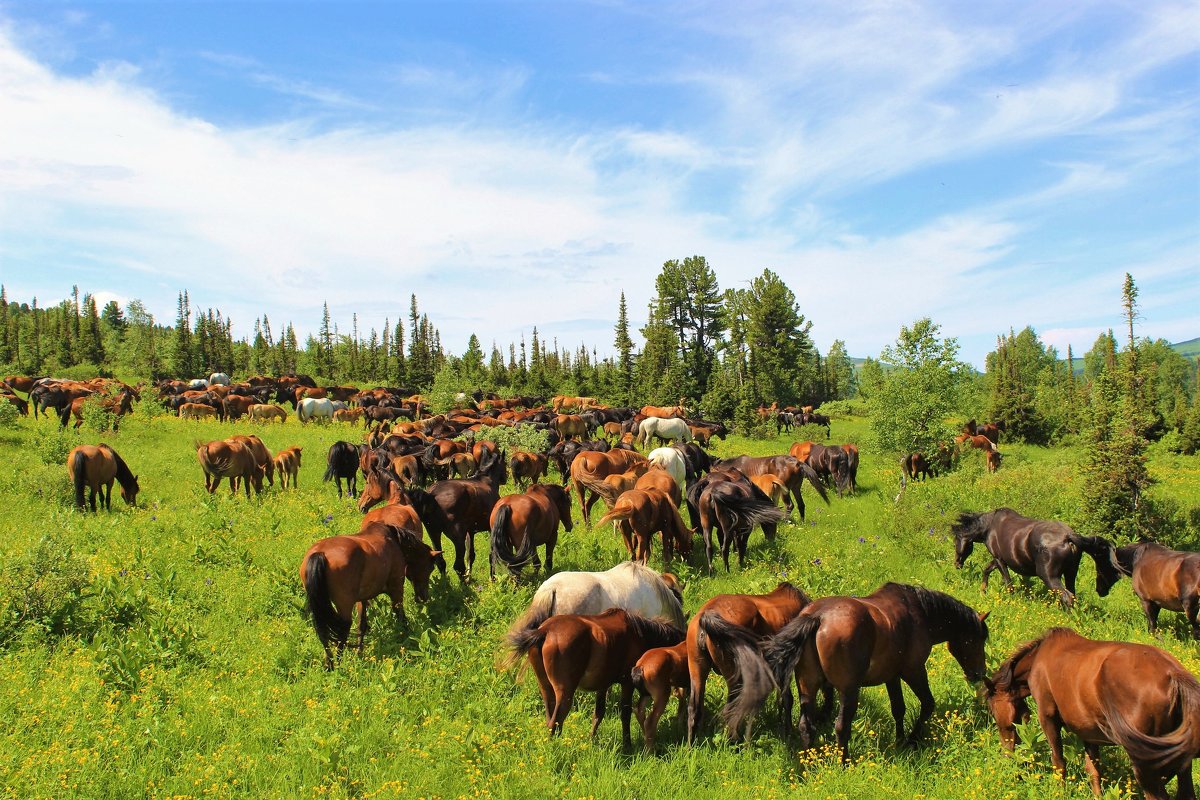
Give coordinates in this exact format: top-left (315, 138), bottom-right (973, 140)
top-left (8, 370), bottom-right (1195, 798)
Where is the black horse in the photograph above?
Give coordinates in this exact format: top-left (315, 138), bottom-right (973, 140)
top-left (324, 441), bottom-right (364, 498)
top-left (951, 508), bottom-right (1121, 609)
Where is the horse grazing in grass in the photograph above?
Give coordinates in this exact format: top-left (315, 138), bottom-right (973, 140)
top-left (510, 561), bottom-right (685, 632)
top-left (685, 583), bottom-right (812, 744)
top-left (488, 483), bottom-right (574, 579)
top-left (324, 441), bottom-right (363, 498)
top-left (298, 397), bottom-right (335, 424)
top-left (504, 608), bottom-right (685, 749)
top-left (510, 450), bottom-right (549, 488)
top-left (68, 444), bottom-right (139, 511)
top-left (632, 641), bottom-right (690, 752)
top-left (635, 417), bottom-right (693, 448)
top-left (179, 402), bottom-right (217, 421)
top-left (716, 454), bottom-right (829, 521)
top-left (985, 627), bottom-right (1200, 799)
top-left (65, 388), bottom-right (135, 430)
top-left (901, 452), bottom-right (935, 481)
top-left (952, 508), bottom-right (1121, 609)
top-left (745, 583), bottom-right (989, 762)
top-left (301, 522), bottom-right (441, 670)
top-left (570, 449), bottom-right (648, 523)
top-left (597, 488), bottom-right (693, 569)
top-left (227, 434), bottom-right (274, 489)
top-left (687, 468), bottom-right (788, 572)
top-left (274, 446), bottom-right (302, 489)
top-left (646, 447), bottom-right (687, 495)
top-left (196, 439), bottom-right (264, 497)
top-left (1114, 542), bottom-right (1200, 639)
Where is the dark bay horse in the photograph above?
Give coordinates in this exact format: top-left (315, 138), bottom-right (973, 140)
top-left (301, 521), bottom-right (441, 670)
top-left (324, 441), bottom-right (364, 498)
top-left (685, 583), bottom-right (812, 744)
top-left (715, 454), bottom-right (829, 521)
top-left (504, 607), bottom-right (685, 749)
top-left (986, 627), bottom-right (1200, 799)
top-left (488, 483), bottom-right (574, 579)
top-left (952, 508), bottom-right (1121, 609)
top-left (68, 444), bottom-right (139, 511)
top-left (596, 487), bottom-right (692, 569)
top-left (687, 468), bottom-right (788, 572)
top-left (750, 583), bottom-right (989, 762)
top-left (1114, 542), bottom-right (1200, 639)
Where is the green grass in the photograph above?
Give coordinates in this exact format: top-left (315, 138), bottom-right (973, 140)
top-left (0, 408), bottom-right (1196, 799)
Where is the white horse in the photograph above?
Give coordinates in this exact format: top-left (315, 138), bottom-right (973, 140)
top-left (297, 397), bottom-right (334, 424)
top-left (187, 378), bottom-right (209, 391)
top-left (646, 447), bottom-right (687, 495)
top-left (207, 372), bottom-right (231, 386)
top-left (636, 416), bottom-right (692, 448)
top-left (510, 561), bottom-right (686, 632)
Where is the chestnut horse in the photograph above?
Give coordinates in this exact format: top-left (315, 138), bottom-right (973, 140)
top-left (274, 446), bottom-right (302, 489)
top-left (901, 452), bottom-right (935, 481)
top-left (196, 439), bottom-right (264, 497)
top-left (952, 508), bottom-right (1121, 609)
top-left (752, 583), bottom-right (989, 762)
top-left (504, 608), bottom-right (685, 749)
top-left (570, 448), bottom-right (648, 524)
top-left (68, 444), bottom-right (140, 511)
top-left (510, 450), bottom-right (549, 488)
top-left (596, 488), bottom-right (693, 568)
top-left (685, 582), bottom-right (812, 744)
top-left (488, 483), bottom-right (574, 579)
top-left (1114, 542), bottom-right (1200, 639)
top-left (301, 521), bottom-right (440, 670)
top-left (985, 627), bottom-right (1200, 799)
top-left (632, 641), bottom-right (689, 752)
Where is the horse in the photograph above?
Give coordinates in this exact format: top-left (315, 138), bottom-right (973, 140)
top-left (740, 583), bottom-right (989, 762)
top-left (901, 452), bottom-right (934, 481)
top-left (509, 561), bottom-right (686, 632)
top-left (952, 508), bottom-right (1121, 609)
top-left (196, 439), bottom-right (264, 497)
top-left (715, 454), bottom-right (829, 521)
top-left (985, 448), bottom-right (1002, 473)
top-left (226, 434), bottom-right (274, 489)
top-left (1114, 542), bottom-right (1200, 639)
top-left (646, 447), bottom-right (687, 494)
top-left (776, 411), bottom-right (795, 434)
top-left (504, 608), bottom-right (685, 749)
top-left (298, 397), bottom-right (335, 424)
top-left (977, 422), bottom-right (1001, 444)
top-left (65, 388), bottom-right (135, 430)
top-left (404, 450), bottom-right (506, 581)
top-left (803, 443), bottom-right (852, 497)
top-left (551, 414), bottom-right (588, 441)
top-left (324, 441), bottom-right (364, 498)
top-left (684, 583), bottom-right (812, 744)
top-left (632, 641), bottom-right (690, 753)
top-left (597, 488), bottom-right (693, 569)
top-left (301, 521), bottom-right (441, 670)
top-left (985, 627), bottom-right (1200, 799)
top-left (635, 417), bottom-right (693, 448)
top-left (688, 468), bottom-right (788, 572)
top-left (510, 450), bottom-right (549, 488)
top-left (800, 411), bottom-right (831, 437)
top-left (750, 473), bottom-right (790, 511)
top-left (570, 448), bottom-right (649, 524)
top-left (635, 467), bottom-right (681, 508)
top-left (842, 443), bottom-right (859, 493)
top-left (639, 404), bottom-right (687, 419)
top-left (207, 372), bottom-right (231, 386)
top-left (333, 408), bottom-right (364, 425)
top-left (68, 444), bottom-right (139, 511)
top-left (956, 432), bottom-right (999, 453)
top-left (489, 483), bottom-right (574, 579)
top-left (222, 395), bottom-right (256, 421)
top-left (179, 402), bottom-right (217, 421)
top-left (0, 392), bottom-right (28, 416)
top-left (248, 403), bottom-right (288, 423)
top-left (274, 446), bottom-right (302, 489)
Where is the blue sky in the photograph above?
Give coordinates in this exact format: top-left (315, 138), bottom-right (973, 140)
top-left (0, 1), bottom-right (1196, 367)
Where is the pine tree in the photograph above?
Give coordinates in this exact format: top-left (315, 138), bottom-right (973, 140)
top-left (172, 291), bottom-right (194, 377)
top-left (614, 292), bottom-right (634, 404)
top-left (0, 286), bottom-right (10, 365)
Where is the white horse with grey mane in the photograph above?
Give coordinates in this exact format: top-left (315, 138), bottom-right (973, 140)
top-left (510, 561), bottom-right (686, 632)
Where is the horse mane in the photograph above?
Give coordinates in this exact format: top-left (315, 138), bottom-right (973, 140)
top-left (102, 445), bottom-right (137, 490)
top-left (950, 510), bottom-right (992, 540)
top-left (991, 632), bottom-right (1051, 693)
top-left (890, 583), bottom-right (987, 641)
top-left (771, 581), bottom-right (812, 607)
top-left (622, 611), bottom-right (685, 647)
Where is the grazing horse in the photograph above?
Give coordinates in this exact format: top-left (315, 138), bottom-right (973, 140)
top-left (324, 441), bottom-right (364, 498)
top-left (227, 434), bottom-right (274, 489)
top-left (803, 443), bottom-right (852, 497)
top-left (1114, 542), bottom-right (1200, 639)
top-left (274, 446), bottom-right (302, 489)
top-left (504, 608), bottom-right (685, 749)
top-left (510, 450), bottom-right (549, 488)
top-left (298, 397), bottom-right (335, 424)
top-left (685, 583), bottom-right (812, 744)
top-left (196, 439), bottom-right (264, 497)
top-left (985, 627), bottom-right (1200, 799)
top-left (716, 454), bottom-right (829, 521)
top-left (404, 451), bottom-right (506, 581)
top-left (800, 411), bottom-right (831, 437)
top-left (597, 488), bottom-right (693, 568)
top-left (646, 447), bottom-right (687, 494)
top-left (635, 417), bottom-right (693, 448)
top-left (509, 561), bottom-right (686, 632)
top-left (65, 388), bottom-right (135, 430)
top-left (749, 473), bottom-right (790, 511)
top-left (570, 448), bottom-right (649, 524)
top-left (952, 508), bottom-right (1121, 609)
top-left (688, 468), bottom-right (788, 571)
top-left (635, 467), bottom-right (681, 508)
top-left (632, 641), bottom-right (690, 752)
top-left (489, 483), bottom-right (574, 579)
top-left (68, 444), bottom-right (139, 511)
top-left (901, 452), bottom-right (934, 481)
top-left (842, 443), bottom-right (859, 493)
top-left (551, 414), bottom-right (588, 441)
top-left (985, 449), bottom-right (1002, 473)
top-left (956, 432), bottom-right (999, 453)
top-left (301, 522), bottom-right (440, 670)
top-left (747, 583), bottom-right (989, 762)
top-left (179, 402), bottom-right (217, 421)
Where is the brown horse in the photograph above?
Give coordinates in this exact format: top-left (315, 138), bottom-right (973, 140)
top-left (687, 468), bottom-right (788, 572)
top-left (227, 434), bottom-right (275, 489)
top-left (510, 450), bottom-right (549, 488)
top-left (1115, 542), bottom-right (1200, 639)
top-left (488, 483), bottom-right (574, 579)
top-left (505, 608), bottom-right (685, 749)
top-left (716, 454), bottom-right (829, 521)
top-left (301, 521), bottom-right (441, 670)
top-left (248, 403), bottom-right (288, 423)
top-left (985, 448), bottom-right (1002, 473)
top-left (640, 404), bottom-right (686, 419)
top-left (749, 583), bottom-right (989, 762)
top-left (952, 508), bottom-right (1121, 609)
top-left (596, 488), bottom-right (693, 568)
top-left (570, 448), bottom-right (649, 523)
top-left (65, 388), bottom-right (135, 430)
top-left (68, 444), bottom-right (139, 511)
top-left (985, 627), bottom-right (1200, 799)
top-left (179, 402), bottom-right (217, 421)
top-left (552, 414), bottom-right (588, 441)
top-left (956, 432), bottom-right (999, 452)
top-left (685, 583), bottom-right (812, 744)
top-left (632, 641), bottom-right (689, 752)
top-left (196, 439), bottom-right (265, 497)
top-left (635, 467), bottom-right (681, 508)
top-left (274, 446), bottom-right (302, 489)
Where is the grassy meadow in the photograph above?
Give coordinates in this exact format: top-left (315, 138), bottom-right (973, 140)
top-left (0, 406), bottom-right (1197, 799)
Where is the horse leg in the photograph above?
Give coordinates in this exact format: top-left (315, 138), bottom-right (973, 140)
top-left (357, 601), bottom-right (369, 654)
top-left (1040, 563), bottom-right (1075, 609)
top-left (686, 661), bottom-right (708, 745)
top-left (1175, 761), bottom-right (1196, 800)
top-left (1141, 598), bottom-right (1161, 636)
top-left (1131, 763), bottom-right (1171, 800)
top-left (902, 669), bottom-right (936, 745)
top-left (1062, 557), bottom-right (1080, 599)
top-left (89, 485), bottom-right (98, 512)
top-left (465, 528), bottom-right (476, 579)
top-left (1038, 708), bottom-right (1068, 782)
top-left (619, 681), bottom-right (635, 751)
top-left (591, 686), bottom-right (609, 738)
top-left (834, 686), bottom-right (860, 765)
top-left (450, 529), bottom-right (469, 582)
top-left (1082, 742), bottom-right (1104, 797)
top-left (980, 559), bottom-right (999, 592)
top-left (544, 535), bottom-right (555, 575)
top-left (427, 529), bottom-right (448, 577)
top-left (527, 648), bottom-right (556, 730)
top-left (885, 678), bottom-right (907, 744)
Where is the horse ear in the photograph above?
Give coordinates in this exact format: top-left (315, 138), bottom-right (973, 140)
top-left (978, 610), bottom-right (990, 623)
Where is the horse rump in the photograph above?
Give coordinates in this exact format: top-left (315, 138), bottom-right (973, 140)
top-left (489, 504), bottom-right (536, 576)
top-left (303, 552), bottom-right (351, 661)
top-left (1099, 673), bottom-right (1200, 778)
top-left (502, 615), bottom-right (550, 671)
top-left (696, 612), bottom-right (777, 738)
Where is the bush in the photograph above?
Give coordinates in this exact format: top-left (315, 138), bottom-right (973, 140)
top-left (470, 424), bottom-right (550, 453)
top-left (30, 424), bottom-right (77, 465)
top-left (818, 399), bottom-right (869, 417)
top-left (80, 395), bottom-right (117, 433)
top-left (136, 394), bottom-right (170, 419)
top-left (52, 363), bottom-right (112, 381)
top-left (0, 535), bottom-right (92, 647)
top-left (0, 402), bottom-right (19, 429)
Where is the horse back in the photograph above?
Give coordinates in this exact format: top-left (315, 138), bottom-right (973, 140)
top-left (986, 512), bottom-right (1074, 574)
top-left (1134, 546), bottom-right (1200, 611)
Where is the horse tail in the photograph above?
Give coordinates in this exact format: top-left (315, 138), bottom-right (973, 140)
top-left (796, 461), bottom-right (830, 505)
top-left (490, 505), bottom-right (534, 572)
top-left (71, 449), bottom-right (87, 508)
top-left (509, 588), bottom-right (556, 636)
top-left (631, 663), bottom-right (648, 695)
top-left (696, 612), bottom-right (777, 738)
top-left (714, 490), bottom-right (786, 535)
top-left (303, 552), bottom-right (350, 652)
top-left (1099, 673), bottom-right (1200, 778)
top-left (577, 469), bottom-right (620, 507)
top-left (322, 455), bottom-right (337, 483)
top-left (596, 497), bottom-right (636, 527)
top-left (763, 614), bottom-right (822, 689)
top-left (501, 613), bottom-right (550, 671)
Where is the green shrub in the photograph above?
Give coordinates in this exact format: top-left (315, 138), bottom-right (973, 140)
top-left (30, 424), bottom-right (77, 465)
top-left (0, 535), bottom-right (92, 646)
top-left (470, 424), bottom-right (550, 453)
top-left (0, 402), bottom-right (19, 429)
top-left (818, 399), bottom-right (869, 417)
top-left (136, 394), bottom-right (170, 419)
top-left (80, 395), bottom-right (117, 433)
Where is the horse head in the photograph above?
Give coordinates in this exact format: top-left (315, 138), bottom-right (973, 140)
top-left (950, 512), bottom-right (986, 568)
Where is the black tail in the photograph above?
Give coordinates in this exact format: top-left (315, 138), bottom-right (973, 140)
top-left (763, 614), bottom-right (821, 689)
top-left (489, 505), bottom-right (535, 574)
top-left (715, 491), bottom-right (787, 536)
top-left (696, 612), bottom-right (777, 738)
top-left (631, 664), bottom-right (648, 695)
top-left (72, 450), bottom-right (87, 508)
top-left (797, 461), bottom-right (830, 505)
top-left (323, 461), bottom-right (337, 483)
top-left (304, 552), bottom-right (350, 656)
top-left (502, 608), bottom-right (550, 671)
top-left (1100, 674), bottom-right (1200, 778)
